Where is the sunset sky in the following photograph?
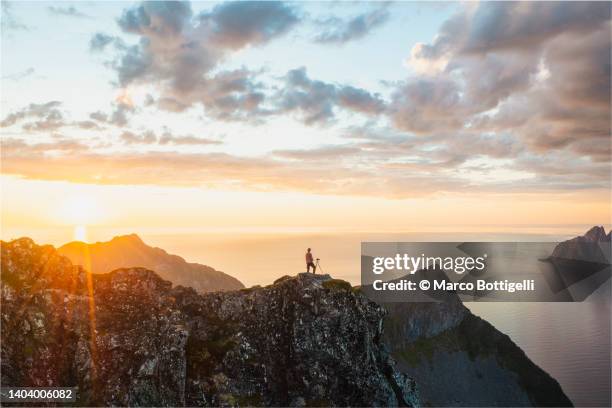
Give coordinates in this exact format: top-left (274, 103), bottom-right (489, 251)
top-left (1, 1), bottom-right (610, 241)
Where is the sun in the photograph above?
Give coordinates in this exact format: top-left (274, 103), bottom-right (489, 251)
top-left (74, 225), bottom-right (88, 242)
top-left (57, 194), bottom-right (105, 237)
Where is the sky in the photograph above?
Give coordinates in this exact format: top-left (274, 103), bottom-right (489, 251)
top-left (1, 1), bottom-right (611, 241)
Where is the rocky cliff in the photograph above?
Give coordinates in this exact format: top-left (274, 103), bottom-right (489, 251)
top-left (57, 234), bottom-right (244, 293)
top-left (551, 225), bottom-right (611, 263)
top-left (544, 226), bottom-right (612, 301)
top-left (1, 238), bottom-right (418, 407)
top-left (383, 299), bottom-right (572, 407)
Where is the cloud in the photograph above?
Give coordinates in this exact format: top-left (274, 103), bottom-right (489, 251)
top-left (21, 113), bottom-right (65, 131)
top-left (0, 101), bottom-right (65, 130)
top-left (74, 120), bottom-right (102, 130)
top-left (95, 1), bottom-right (299, 120)
top-left (314, 5), bottom-right (389, 45)
top-left (120, 130), bottom-right (157, 145)
top-left (273, 145), bottom-right (361, 160)
top-left (89, 102), bottom-right (135, 127)
top-left (90, 33), bottom-right (117, 51)
top-left (48, 5), bottom-right (91, 19)
top-left (275, 67), bottom-right (385, 125)
top-left (461, 2), bottom-right (610, 55)
top-left (409, 2), bottom-right (610, 65)
top-left (337, 85), bottom-right (386, 115)
top-left (388, 77), bottom-right (463, 134)
top-left (158, 132), bottom-right (222, 145)
top-left (1, 1), bottom-right (28, 31)
top-left (395, 1), bottom-right (611, 166)
top-left (1, 67), bottom-right (35, 81)
top-left (0, 100), bottom-right (135, 131)
top-left (200, 1), bottom-right (299, 49)
top-left (0, 142), bottom-right (468, 197)
top-left (3, 2), bottom-right (609, 199)
top-left (1, 137), bottom-right (91, 155)
top-left (2, 130), bottom-right (608, 197)
top-left (511, 152), bottom-right (611, 191)
top-left (118, 129), bottom-right (222, 146)
top-left (467, 26), bottom-right (611, 163)
top-left (117, 0), bottom-right (193, 37)
top-left (342, 124), bottom-right (524, 171)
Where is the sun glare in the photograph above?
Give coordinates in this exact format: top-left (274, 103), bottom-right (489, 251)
top-left (59, 194), bottom-right (104, 226)
top-left (74, 225), bottom-right (88, 242)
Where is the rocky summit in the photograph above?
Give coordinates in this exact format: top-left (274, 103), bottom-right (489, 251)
top-left (1, 238), bottom-right (419, 407)
top-left (551, 225), bottom-right (612, 263)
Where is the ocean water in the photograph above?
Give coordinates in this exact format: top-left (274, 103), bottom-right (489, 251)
top-left (3, 228), bottom-right (610, 406)
top-left (469, 301), bottom-right (611, 407)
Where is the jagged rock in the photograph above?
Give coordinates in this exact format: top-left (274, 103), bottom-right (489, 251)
top-left (1, 239), bottom-right (419, 407)
top-left (177, 273), bottom-right (419, 407)
top-left (551, 226), bottom-right (612, 263)
top-left (383, 296), bottom-right (468, 346)
top-left (584, 226), bottom-right (611, 242)
top-left (57, 234), bottom-right (244, 293)
top-left (540, 226), bottom-right (612, 301)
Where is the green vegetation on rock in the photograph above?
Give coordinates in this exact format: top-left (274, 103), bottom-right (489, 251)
top-left (322, 278), bottom-right (352, 291)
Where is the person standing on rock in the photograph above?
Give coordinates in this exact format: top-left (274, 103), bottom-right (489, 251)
top-left (306, 248), bottom-right (316, 273)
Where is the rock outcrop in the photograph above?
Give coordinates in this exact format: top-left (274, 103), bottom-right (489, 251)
top-left (57, 234), bottom-right (243, 293)
top-left (1, 238), bottom-right (418, 407)
top-left (383, 298), bottom-right (572, 407)
top-left (550, 225), bottom-right (612, 263)
top-left (383, 296), bottom-right (468, 346)
top-left (542, 226), bottom-right (612, 300)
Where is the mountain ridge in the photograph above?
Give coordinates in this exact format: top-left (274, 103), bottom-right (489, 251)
top-left (57, 233), bottom-right (244, 293)
top-left (1, 237), bottom-right (419, 406)
top-left (551, 225), bottom-right (611, 260)
top-left (1, 236), bottom-right (575, 406)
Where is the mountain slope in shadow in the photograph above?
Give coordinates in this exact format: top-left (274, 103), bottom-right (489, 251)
top-left (58, 234), bottom-right (243, 293)
top-left (384, 300), bottom-right (572, 407)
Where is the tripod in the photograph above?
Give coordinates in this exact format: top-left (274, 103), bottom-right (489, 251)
top-left (315, 258), bottom-right (323, 274)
